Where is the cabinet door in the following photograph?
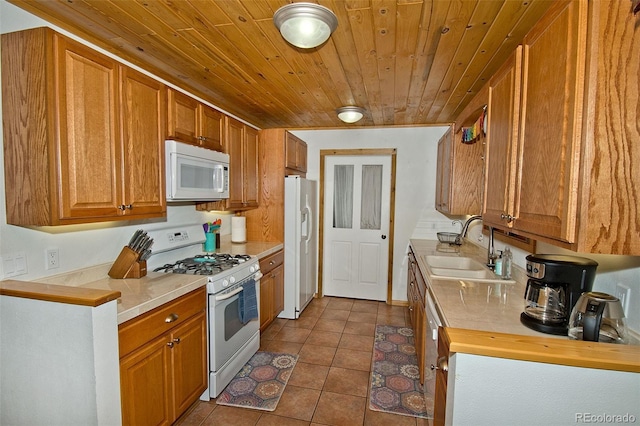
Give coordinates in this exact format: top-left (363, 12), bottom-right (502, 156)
top-left (167, 88), bottom-right (199, 144)
top-left (121, 67), bottom-right (166, 217)
top-left (170, 311), bottom-right (207, 420)
top-left (271, 263), bottom-right (285, 317)
top-left (515, 0), bottom-right (586, 242)
top-left (435, 127), bottom-right (452, 214)
top-left (226, 117), bottom-right (246, 209)
top-left (243, 126), bottom-right (259, 208)
top-left (483, 48), bottom-right (522, 227)
top-left (120, 335), bottom-right (172, 426)
top-left (200, 105), bottom-right (225, 152)
top-left (56, 35), bottom-right (122, 220)
top-left (285, 133), bottom-right (308, 174)
top-left (259, 273), bottom-right (273, 332)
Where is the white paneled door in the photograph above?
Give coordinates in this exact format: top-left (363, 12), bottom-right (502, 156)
top-left (323, 155), bottom-right (391, 301)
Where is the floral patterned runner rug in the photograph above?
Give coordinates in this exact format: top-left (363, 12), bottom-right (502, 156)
top-left (216, 351), bottom-right (298, 411)
top-left (369, 325), bottom-right (432, 419)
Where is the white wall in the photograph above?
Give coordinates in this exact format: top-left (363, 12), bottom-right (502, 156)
top-left (292, 127), bottom-right (453, 302)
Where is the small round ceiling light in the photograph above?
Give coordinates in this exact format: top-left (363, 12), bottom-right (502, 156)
top-left (273, 2), bottom-right (338, 49)
top-left (336, 106), bottom-right (365, 123)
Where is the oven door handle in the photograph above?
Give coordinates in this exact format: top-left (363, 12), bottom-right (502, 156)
top-left (215, 286), bottom-right (243, 301)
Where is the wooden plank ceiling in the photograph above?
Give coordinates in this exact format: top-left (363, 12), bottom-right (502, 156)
top-left (8, 0), bottom-right (553, 129)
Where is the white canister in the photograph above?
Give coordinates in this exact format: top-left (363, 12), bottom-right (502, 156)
top-left (231, 216), bottom-right (246, 243)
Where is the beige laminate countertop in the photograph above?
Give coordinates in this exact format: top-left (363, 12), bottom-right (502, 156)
top-left (409, 239), bottom-right (640, 373)
top-left (10, 237), bottom-right (282, 324)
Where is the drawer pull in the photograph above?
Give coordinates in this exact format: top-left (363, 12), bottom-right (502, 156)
top-left (165, 313), bottom-right (179, 323)
top-left (269, 261), bottom-right (275, 265)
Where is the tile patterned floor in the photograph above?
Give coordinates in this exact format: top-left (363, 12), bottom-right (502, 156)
top-left (175, 297), bottom-right (431, 426)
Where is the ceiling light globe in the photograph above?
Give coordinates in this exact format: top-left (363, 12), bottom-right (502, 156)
top-left (274, 3), bottom-right (338, 49)
top-left (336, 106), bottom-right (365, 123)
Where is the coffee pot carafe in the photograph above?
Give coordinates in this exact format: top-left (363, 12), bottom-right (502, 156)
top-left (520, 254), bottom-right (598, 335)
top-left (568, 292), bottom-right (627, 344)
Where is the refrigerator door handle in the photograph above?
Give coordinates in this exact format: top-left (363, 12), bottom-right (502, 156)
top-left (302, 194), bottom-right (313, 254)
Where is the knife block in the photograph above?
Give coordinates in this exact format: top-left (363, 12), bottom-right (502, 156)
top-left (108, 246), bottom-right (147, 279)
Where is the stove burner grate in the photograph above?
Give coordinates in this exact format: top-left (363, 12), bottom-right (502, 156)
top-left (152, 254), bottom-right (252, 275)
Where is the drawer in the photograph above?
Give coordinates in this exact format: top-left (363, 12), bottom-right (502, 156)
top-left (259, 249), bottom-right (284, 275)
top-left (118, 287), bottom-right (206, 358)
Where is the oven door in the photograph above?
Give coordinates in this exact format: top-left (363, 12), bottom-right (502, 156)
top-left (209, 278), bottom-right (260, 371)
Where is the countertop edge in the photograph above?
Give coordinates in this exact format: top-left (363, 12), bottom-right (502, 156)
top-left (444, 327), bottom-right (640, 373)
top-left (0, 279), bottom-right (121, 307)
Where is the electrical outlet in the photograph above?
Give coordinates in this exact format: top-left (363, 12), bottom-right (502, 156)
top-left (46, 248), bottom-right (59, 270)
top-left (615, 283), bottom-right (631, 317)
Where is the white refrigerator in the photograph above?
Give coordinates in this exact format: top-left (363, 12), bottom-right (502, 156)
top-left (279, 176), bottom-right (317, 319)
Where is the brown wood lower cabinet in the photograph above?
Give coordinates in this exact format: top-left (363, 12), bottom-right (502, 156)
top-left (407, 247), bottom-right (426, 384)
top-left (118, 288), bottom-right (207, 425)
top-left (259, 250), bottom-right (285, 332)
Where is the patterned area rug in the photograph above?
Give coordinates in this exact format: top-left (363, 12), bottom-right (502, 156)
top-left (369, 325), bottom-right (431, 419)
top-left (216, 351), bottom-right (298, 411)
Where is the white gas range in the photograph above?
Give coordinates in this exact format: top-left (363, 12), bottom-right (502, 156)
top-left (146, 224), bottom-right (262, 399)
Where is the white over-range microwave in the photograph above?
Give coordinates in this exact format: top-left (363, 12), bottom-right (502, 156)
top-left (165, 140), bottom-right (230, 201)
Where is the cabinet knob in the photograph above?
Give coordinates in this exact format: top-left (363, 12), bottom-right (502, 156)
top-left (167, 341), bottom-right (174, 348)
top-left (172, 338), bottom-right (181, 344)
top-left (500, 213), bottom-right (515, 222)
top-left (269, 261), bottom-right (275, 265)
top-left (165, 313), bottom-right (179, 323)
top-left (430, 357), bottom-right (449, 372)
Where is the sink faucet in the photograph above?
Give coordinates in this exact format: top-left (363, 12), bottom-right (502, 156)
top-left (458, 215), bottom-right (497, 269)
top-left (459, 215), bottom-right (482, 239)
top-left (486, 226), bottom-right (497, 269)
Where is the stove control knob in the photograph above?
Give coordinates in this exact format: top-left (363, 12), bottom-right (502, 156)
top-left (229, 276), bottom-right (236, 284)
top-left (222, 279), bottom-right (229, 287)
top-left (250, 265), bottom-right (256, 273)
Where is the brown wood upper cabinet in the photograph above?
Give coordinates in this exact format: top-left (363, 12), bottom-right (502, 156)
top-left (436, 87), bottom-right (486, 216)
top-left (167, 88), bottom-right (224, 152)
top-left (1, 28), bottom-right (166, 226)
top-left (225, 117), bottom-right (259, 210)
top-left (483, 0), bottom-right (639, 255)
top-left (285, 133), bottom-right (307, 174)
top-left (244, 129), bottom-right (308, 242)
top-left (194, 118), bottom-right (259, 212)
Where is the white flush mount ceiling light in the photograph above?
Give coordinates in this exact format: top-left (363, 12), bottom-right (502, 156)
top-left (336, 106), bottom-right (365, 123)
top-left (273, 2), bottom-right (338, 48)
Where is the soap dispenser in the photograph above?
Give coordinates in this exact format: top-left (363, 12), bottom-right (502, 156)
top-left (501, 248), bottom-right (512, 280)
top-left (494, 250), bottom-right (503, 276)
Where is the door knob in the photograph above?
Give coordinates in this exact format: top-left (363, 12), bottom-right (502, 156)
top-left (381, 235), bottom-right (387, 239)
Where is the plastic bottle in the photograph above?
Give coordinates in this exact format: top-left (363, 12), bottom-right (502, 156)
top-left (502, 247), bottom-right (512, 280)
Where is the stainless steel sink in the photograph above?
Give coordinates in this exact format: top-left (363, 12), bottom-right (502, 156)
top-left (421, 255), bottom-right (515, 283)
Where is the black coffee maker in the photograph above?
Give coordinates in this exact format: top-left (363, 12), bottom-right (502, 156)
top-left (520, 254), bottom-right (598, 335)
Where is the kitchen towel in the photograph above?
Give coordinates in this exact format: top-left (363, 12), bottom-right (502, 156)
top-left (238, 278), bottom-right (258, 324)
